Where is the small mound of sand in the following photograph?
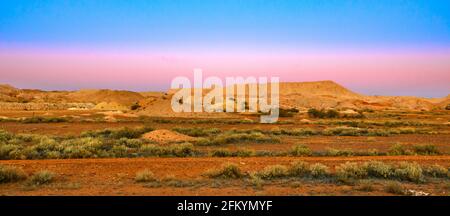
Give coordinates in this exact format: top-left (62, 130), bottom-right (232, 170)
top-left (142, 129), bottom-right (196, 143)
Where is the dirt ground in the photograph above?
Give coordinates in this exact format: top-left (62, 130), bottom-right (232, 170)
top-left (0, 110), bottom-right (449, 196)
top-left (0, 156), bottom-right (449, 196)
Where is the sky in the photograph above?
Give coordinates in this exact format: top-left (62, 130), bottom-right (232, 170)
top-left (0, 0), bottom-right (449, 97)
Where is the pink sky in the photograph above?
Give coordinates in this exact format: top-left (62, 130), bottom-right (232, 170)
top-left (0, 47), bottom-right (449, 97)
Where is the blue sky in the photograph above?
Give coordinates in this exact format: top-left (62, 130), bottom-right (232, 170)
top-left (1, 0), bottom-right (449, 50)
top-left (0, 0), bottom-right (449, 97)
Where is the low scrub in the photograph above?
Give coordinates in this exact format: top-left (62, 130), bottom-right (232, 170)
top-left (310, 163), bottom-right (330, 178)
top-left (412, 145), bottom-right (440, 155)
top-left (392, 162), bottom-right (424, 183)
top-left (211, 149), bottom-right (254, 157)
top-left (196, 131), bottom-right (280, 146)
top-left (308, 108), bottom-right (339, 118)
top-left (363, 161), bottom-right (393, 178)
top-left (29, 170), bottom-right (54, 185)
top-left (0, 165), bottom-right (27, 183)
top-left (423, 164), bottom-right (448, 178)
top-left (172, 127), bottom-right (221, 137)
top-left (291, 144), bottom-right (312, 156)
top-left (385, 182), bottom-right (406, 195)
top-left (135, 170), bottom-right (157, 182)
top-left (204, 163), bottom-right (245, 179)
top-left (336, 162), bottom-right (368, 181)
top-left (256, 165), bottom-right (289, 180)
top-left (22, 116), bottom-right (68, 124)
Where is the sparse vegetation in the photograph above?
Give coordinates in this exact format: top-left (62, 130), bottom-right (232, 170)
top-left (423, 164), bottom-right (448, 178)
top-left (29, 170), bottom-right (54, 185)
top-left (308, 108), bottom-right (339, 118)
top-left (135, 170), bottom-right (157, 182)
top-left (384, 182), bottom-right (406, 195)
top-left (256, 165), bottom-right (289, 180)
top-left (22, 116), bottom-right (68, 124)
top-left (195, 131), bottom-right (280, 146)
top-left (204, 163), bottom-right (245, 179)
top-left (0, 165), bottom-right (27, 183)
top-left (291, 144), bottom-right (312, 156)
top-left (393, 162), bottom-right (424, 183)
top-left (173, 127), bottom-right (221, 137)
top-left (309, 163), bottom-right (330, 178)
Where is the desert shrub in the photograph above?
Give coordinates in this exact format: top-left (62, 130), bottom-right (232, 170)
top-left (22, 116), bottom-right (68, 124)
top-left (135, 170), bottom-right (156, 182)
top-left (310, 163), bottom-right (330, 178)
top-left (211, 149), bottom-right (232, 157)
top-left (210, 148), bottom-right (255, 157)
top-left (0, 144), bottom-right (21, 159)
top-left (117, 138), bottom-right (143, 148)
top-left (0, 165), bottom-right (27, 183)
top-left (286, 128), bottom-right (319, 136)
top-left (412, 145), bottom-right (440, 155)
top-left (363, 161), bottom-right (392, 178)
top-left (308, 108), bottom-right (339, 119)
top-left (81, 127), bottom-right (153, 139)
top-left (248, 173), bottom-right (264, 189)
top-left (257, 165), bottom-right (289, 180)
top-left (205, 163), bottom-right (245, 179)
top-left (288, 161), bottom-right (310, 177)
top-left (384, 182), bottom-right (406, 195)
top-left (0, 130), bottom-right (13, 142)
top-left (168, 143), bottom-right (195, 157)
top-left (279, 108), bottom-right (299, 117)
top-left (173, 127), bottom-right (221, 137)
top-left (325, 148), bottom-right (354, 157)
top-left (211, 149), bottom-right (255, 157)
top-left (423, 164), bottom-right (448, 178)
top-left (291, 144), bottom-right (312, 156)
top-left (138, 143), bottom-right (195, 157)
top-left (29, 170), bottom-right (54, 185)
top-left (336, 162), bottom-right (368, 181)
top-left (388, 144), bottom-right (412, 156)
top-left (196, 131), bottom-right (279, 146)
top-left (393, 162), bottom-right (424, 183)
top-left (324, 127), bottom-right (367, 136)
top-left (357, 180), bottom-right (375, 192)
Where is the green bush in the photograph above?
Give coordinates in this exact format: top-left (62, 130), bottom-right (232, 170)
top-left (291, 144), bottom-right (312, 156)
top-left (388, 144), bottom-right (411, 156)
top-left (363, 161), bottom-right (392, 178)
top-left (385, 182), bottom-right (406, 195)
top-left (310, 163), bottom-right (330, 178)
top-left (393, 162), bottom-right (424, 183)
top-left (173, 127), bottom-right (221, 137)
top-left (412, 145), bottom-right (440, 155)
top-left (29, 170), bottom-right (54, 185)
top-left (205, 163), bottom-right (245, 179)
top-left (288, 161), bottom-right (310, 177)
top-left (0, 165), bottom-right (27, 183)
top-left (22, 116), bottom-right (68, 124)
top-left (257, 165), bottom-right (289, 180)
top-left (308, 108), bottom-right (339, 118)
top-left (336, 162), bottom-right (368, 181)
top-left (196, 131), bottom-right (279, 146)
top-left (325, 148), bottom-right (354, 157)
top-left (135, 170), bottom-right (157, 182)
top-left (423, 164), bottom-right (448, 178)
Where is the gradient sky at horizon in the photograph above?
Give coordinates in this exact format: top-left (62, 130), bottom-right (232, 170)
top-left (0, 0), bottom-right (449, 97)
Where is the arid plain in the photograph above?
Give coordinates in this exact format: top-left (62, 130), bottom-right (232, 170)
top-left (0, 81), bottom-right (449, 195)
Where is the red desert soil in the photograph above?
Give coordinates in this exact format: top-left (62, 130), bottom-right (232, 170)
top-left (1, 156), bottom-right (449, 196)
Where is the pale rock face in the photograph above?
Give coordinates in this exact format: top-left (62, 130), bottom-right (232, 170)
top-left (0, 81), bottom-right (448, 114)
